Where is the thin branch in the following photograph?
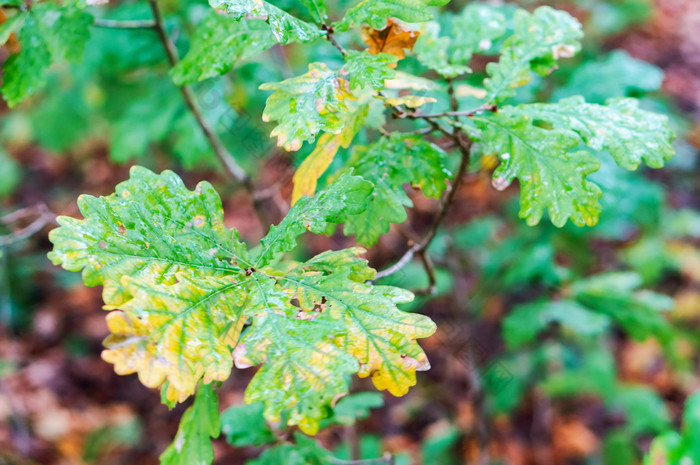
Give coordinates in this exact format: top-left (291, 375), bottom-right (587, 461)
top-left (323, 25), bottom-right (347, 56)
top-left (375, 80), bottom-right (476, 281)
top-left (398, 103), bottom-right (498, 120)
top-left (93, 18), bottom-right (156, 29)
top-left (374, 142), bottom-right (471, 281)
top-left (329, 453), bottom-right (393, 465)
top-left (413, 250), bottom-right (437, 296)
top-left (0, 203), bottom-right (55, 248)
top-left (146, 0), bottom-right (253, 191)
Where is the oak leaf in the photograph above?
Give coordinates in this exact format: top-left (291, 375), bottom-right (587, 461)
top-left (361, 19), bottom-right (419, 66)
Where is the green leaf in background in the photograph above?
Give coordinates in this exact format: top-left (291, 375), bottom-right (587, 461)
top-left (160, 384), bottom-right (220, 465)
top-left (246, 433), bottom-right (330, 465)
top-left (484, 6), bottom-right (582, 103)
top-left (473, 112), bottom-right (602, 227)
top-left (450, 2), bottom-right (507, 64)
top-left (0, 4), bottom-right (91, 107)
top-left (414, 22), bottom-right (470, 78)
top-left (220, 402), bottom-right (275, 447)
top-left (209, 0), bottom-right (320, 44)
top-left (644, 431), bottom-right (685, 465)
top-left (515, 97), bottom-right (675, 170)
top-left (540, 345), bottom-right (616, 399)
top-left (0, 146), bottom-right (20, 198)
top-left (608, 385), bottom-right (671, 435)
top-left (682, 390), bottom-right (700, 459)
top-left (343, 133), bottom-right (451, 245)
top-left (571, 272), bottom-right (674, 341)
top-left (329, 392), bottom-right (384, 426)
top-left (343, 50), bottom-right (398, 91)
top-left (260, 62), bottom-right (349, 151)
top-left (172, 13), bottom-right (276, 85)
top-left (334, 0), bottom-right (450, 31)
top-left (503, 300), bottom-right (610, 349)
top-left (299, 0), bottom-right (328, 23)
top-left (1, 16), bottom-right (51, 107)
top-left (36, 2), bottom-right (92, 62)
top-left (554, 50), bottom-right (664, 103)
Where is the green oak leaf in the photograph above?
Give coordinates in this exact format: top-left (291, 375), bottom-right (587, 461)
top-left (451, 2), bottom-right (507, 63)
top-left (209, 0), bottom-right (320, 44)
top-left (342, 133), bottom-right (451, 245)
top-left (343, 50), bottom-right (398, 91)
top-left (160, 384), bottom-right (220, 465)
top-left (511, 96), bottom-right (675, 170)
top-left (334, 0), bottom-right (450, 31)
top-left (472, 111), bottom-right (602, 227)
top-left (484, 6), bottom-right (582, 103)
top-left (172, 13), bottom-right (276, 84)
top-left (280, 248), bottom-right (436, 397)
top-left (299, 0), bottom-right (328, 23)
top-left (48, 166), bottom-right (248, 307)
top-left (414, 22), bottom-right (470, 78)
top-left (260, 62), bottom-right (350, 151)
top-left (35, 2), bottom-right (92, 62)
top-left (255, 171), bottom-right (373, 267)
top-left (49, 167), bottom-right (434, 434)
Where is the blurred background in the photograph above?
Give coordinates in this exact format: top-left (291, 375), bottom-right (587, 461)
top-left (2, 0), bottom-right (700, 463)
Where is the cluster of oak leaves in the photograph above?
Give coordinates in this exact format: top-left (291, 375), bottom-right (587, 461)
top-left (3, 0), bottom-right (678, 461)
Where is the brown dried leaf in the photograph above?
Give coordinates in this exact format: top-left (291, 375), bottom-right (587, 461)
top-left (361, 19), bottom-right (419, 66)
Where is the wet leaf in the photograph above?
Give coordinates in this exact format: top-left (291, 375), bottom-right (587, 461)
top-left (334, 0), bottom-right (449, 31)
top-left (513, 96), bottom-right (675, 170)
top-left (472, 111), bottom-right (602, 227)
top-left (343, 50), bottom-right (397, 90)
top-left (210, 0), bottom-right (320, 44)
top-left (291, 106), bottom-right (368, 204)
top-left (172, 13), bottom-right (276, 85)
top-left (260, 62), bottom-right (349, 151)
top-left (361, 19), bottom-right (420, 64)
top-left (342, 133), bottom-right (451, 245)
top-left (49, 168), bottom-right (434, 434)
top-left (484, 6), bottom-right (582, 103)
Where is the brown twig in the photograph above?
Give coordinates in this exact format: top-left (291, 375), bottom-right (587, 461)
top-left (397, 103), bottom-right (498, 120)
top-left (0, 203), bottom-right (55, 248)
top-left (329, 453), bottom-right (394, 465)
top-left (146, 0), bottom-right (253, 190)
top-left (374, 142), bottom-right (470, 281)
top-left (323, 25), bottom-right (347, 56)
top-left (374, 78), bottom-right (476, 282)
top-left (93, 18), bottom-right (156, 29)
